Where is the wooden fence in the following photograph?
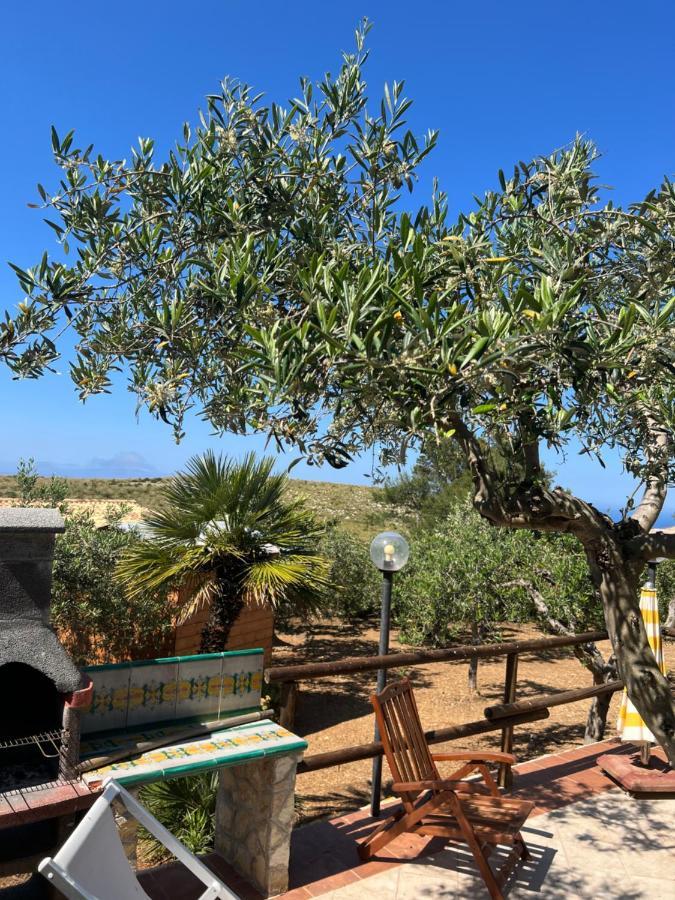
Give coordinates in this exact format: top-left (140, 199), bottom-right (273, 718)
top-left (265, 630), bottom-right (621, 788)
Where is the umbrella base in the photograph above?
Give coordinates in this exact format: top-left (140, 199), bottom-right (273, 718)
top-left (598, 748), bottom-right (675, 797)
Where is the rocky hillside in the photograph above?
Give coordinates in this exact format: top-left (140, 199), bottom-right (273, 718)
top-left (0, 474), bottom-right (405, 539)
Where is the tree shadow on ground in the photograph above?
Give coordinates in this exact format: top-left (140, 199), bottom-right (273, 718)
top-left (294, 670), bottom-right (435, 736)
top-left (511, 720), bottom-right (587, 756)
top-left (296, 781), bottom-right (374, 824)
top-left (276, 619), bottom-right (383, 663)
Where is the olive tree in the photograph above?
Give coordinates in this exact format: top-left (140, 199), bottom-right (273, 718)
top-left (395, 499), bottom-right (614, 737)
top-left (3, 24), bottom-right (675, 760)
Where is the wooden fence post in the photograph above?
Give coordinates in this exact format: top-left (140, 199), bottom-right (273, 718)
top-left (498, 652), bottom-right (519, 789)
top-left (279, 681), bottom-right (298, 729)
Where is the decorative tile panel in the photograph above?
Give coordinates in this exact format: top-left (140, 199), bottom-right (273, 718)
top-left (126, 661), bottom-right (179, 728)
top-left (219, 653), bottom-right (263, 715)
top-left (176, 655), bottom-right (223, 722)
top-left (80, 663), bottom-right (131, 734)
top-left (81, 649), bottom-right (264, 735)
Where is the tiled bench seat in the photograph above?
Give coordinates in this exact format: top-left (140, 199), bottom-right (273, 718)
top-left (80, 649), bottom-right (306, 897)
top-left (82, 718), bottom-right (306, 788)
top-left (81, 649), bottom-right (264, 735)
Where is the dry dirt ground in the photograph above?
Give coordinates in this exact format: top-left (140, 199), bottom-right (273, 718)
top-left (272, 619), bottom-right (675, 823)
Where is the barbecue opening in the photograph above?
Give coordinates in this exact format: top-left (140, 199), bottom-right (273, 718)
top-left (0, 662), bottom-right (65, 790)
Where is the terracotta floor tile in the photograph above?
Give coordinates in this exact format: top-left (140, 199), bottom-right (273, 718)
top-left (289, 850), bottom-right (355, 887)
top-left (304, 869), bottom-right (362, 896)
top-left (136, 740), bottom-right (636, 900)
top-left (564, 772), bottom-right (611, 791)
top-left (515, 757), bottom-right (557, 772)
top-left (354, 857), bottom-right (401, 878)
top-left (530, 804), bottom-right (553, 816)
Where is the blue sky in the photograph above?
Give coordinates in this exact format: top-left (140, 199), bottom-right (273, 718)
top-left (1, 1), bottom-right (674, 519)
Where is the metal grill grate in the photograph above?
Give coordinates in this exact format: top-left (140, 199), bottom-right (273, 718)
top-left (1, 771), bottom-right (76, 797)
top-left (0, 729), bottom-right (81, 796)
top-left (0, 729), bottom-right (63, 756)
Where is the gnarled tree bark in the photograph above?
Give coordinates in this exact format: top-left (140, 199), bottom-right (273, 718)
top-left (666, 597), bottom-right (675, 631)
top-left (453, 417), bottom-right (675, 766)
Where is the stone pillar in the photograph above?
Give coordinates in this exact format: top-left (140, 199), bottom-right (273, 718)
top-left (214, 752), bottom-right (301, 897)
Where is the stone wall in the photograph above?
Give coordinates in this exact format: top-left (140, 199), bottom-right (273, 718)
top-left (214, 751), bottom-right (301, 896)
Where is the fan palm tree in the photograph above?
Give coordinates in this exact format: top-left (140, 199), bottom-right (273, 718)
top-left (118, 452), bottom-right (328, 650)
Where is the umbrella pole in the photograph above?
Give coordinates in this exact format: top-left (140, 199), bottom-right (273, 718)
top-left (639, 561), bottom-right (659, 767)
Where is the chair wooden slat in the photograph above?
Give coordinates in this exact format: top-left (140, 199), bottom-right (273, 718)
top-left (395, 689), bottom-right (428, 782)
top-left (400, 685), bottom-right (435, 781)
top-left (360, 679), bottom-right (534, 900)
top-left (385, 693), bottom-right (410, 783)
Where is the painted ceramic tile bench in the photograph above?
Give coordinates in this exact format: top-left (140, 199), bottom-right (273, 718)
top-left (82, 718), bottom-right (306, 788)
top-left (80, 649), bottom-right (307, 897)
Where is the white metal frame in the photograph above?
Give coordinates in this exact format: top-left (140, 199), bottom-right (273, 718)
top-left (38, 778), bottom-right (238, 900)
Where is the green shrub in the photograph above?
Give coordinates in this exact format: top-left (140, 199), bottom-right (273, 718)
top-left (656, 559), bottom-right (675, 622)
top-left (139, 773), bottom-right (218, 861)
top-left (319, 527), bottom-right (382, 620)
top-left (51, 508), bottom-right (172, 664)
top-left (14, 456), bottom-right (68, 508)
top-left (10, 457), bottom-right (173, 664)
top-left (394, 500), bottom-right (599, 647)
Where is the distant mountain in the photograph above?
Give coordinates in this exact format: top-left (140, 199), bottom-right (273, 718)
top-left (0, 451), bottom-right (161, 479)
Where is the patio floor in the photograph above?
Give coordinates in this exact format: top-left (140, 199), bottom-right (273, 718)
top-left (310, 788), bottom-right (675, 899)
top-left (138, 738), bottom-right (675, 900)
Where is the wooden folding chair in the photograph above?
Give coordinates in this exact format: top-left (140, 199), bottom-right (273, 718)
top-left (359, 679), bottom-right (534, 900)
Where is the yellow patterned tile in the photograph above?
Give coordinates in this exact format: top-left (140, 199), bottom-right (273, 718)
top-left (208, 675), bottom-right (223, 697)
top-left (128, 685), bottom-right (144, 709)
top-left (111, 688), bottom-right (128, 711)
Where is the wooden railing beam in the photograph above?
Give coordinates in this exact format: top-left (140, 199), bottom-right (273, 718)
top-left (484, 680), bottom-right (623, 720)
top-left (296, 708), bottom-right (550, 774)
top-left (266, 630), bottom-right (609, 684)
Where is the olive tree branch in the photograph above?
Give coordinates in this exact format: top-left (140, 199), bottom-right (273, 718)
top-left (630, 417), bottom-right (670, 533)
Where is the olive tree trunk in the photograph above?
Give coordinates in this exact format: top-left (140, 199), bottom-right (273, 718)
top-left (585, 671), bottom-right (615, 743)
top-left (584, 536), bottom-right (675, 764)
top-left (504, 577), bottom-right (617, 742)
top-left (452, 413), bottom-right (675, 766)
top-left (468, 616), bottom-right (479, 694)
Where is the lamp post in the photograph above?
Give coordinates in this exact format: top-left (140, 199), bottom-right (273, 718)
top-left (369, 530), bottom-right (410, 816)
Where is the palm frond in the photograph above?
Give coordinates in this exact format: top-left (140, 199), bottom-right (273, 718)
top-left (117, 451), bottom-right (328, 621)
top-left (117, 541), bottom-right (208, 598)
top-left (175, 573), bottom-right (220, 625)
top-left (243, 554), bottom-right (329, 607)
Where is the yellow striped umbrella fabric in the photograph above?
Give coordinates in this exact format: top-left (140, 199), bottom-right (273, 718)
top-left (616, 584), bottom-right (667, 743)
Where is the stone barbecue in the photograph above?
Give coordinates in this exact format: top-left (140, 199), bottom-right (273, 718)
top-left (0, 508), bottom-right (91, 793)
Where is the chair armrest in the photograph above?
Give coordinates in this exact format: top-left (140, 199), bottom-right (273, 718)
top-left (392, 779), bottom-right (489, 794)
top-left (432, 751), bottom-right (516, 765)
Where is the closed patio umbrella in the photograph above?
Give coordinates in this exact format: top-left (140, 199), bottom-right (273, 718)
top-left (616, 560), bottom-right (667, 764)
